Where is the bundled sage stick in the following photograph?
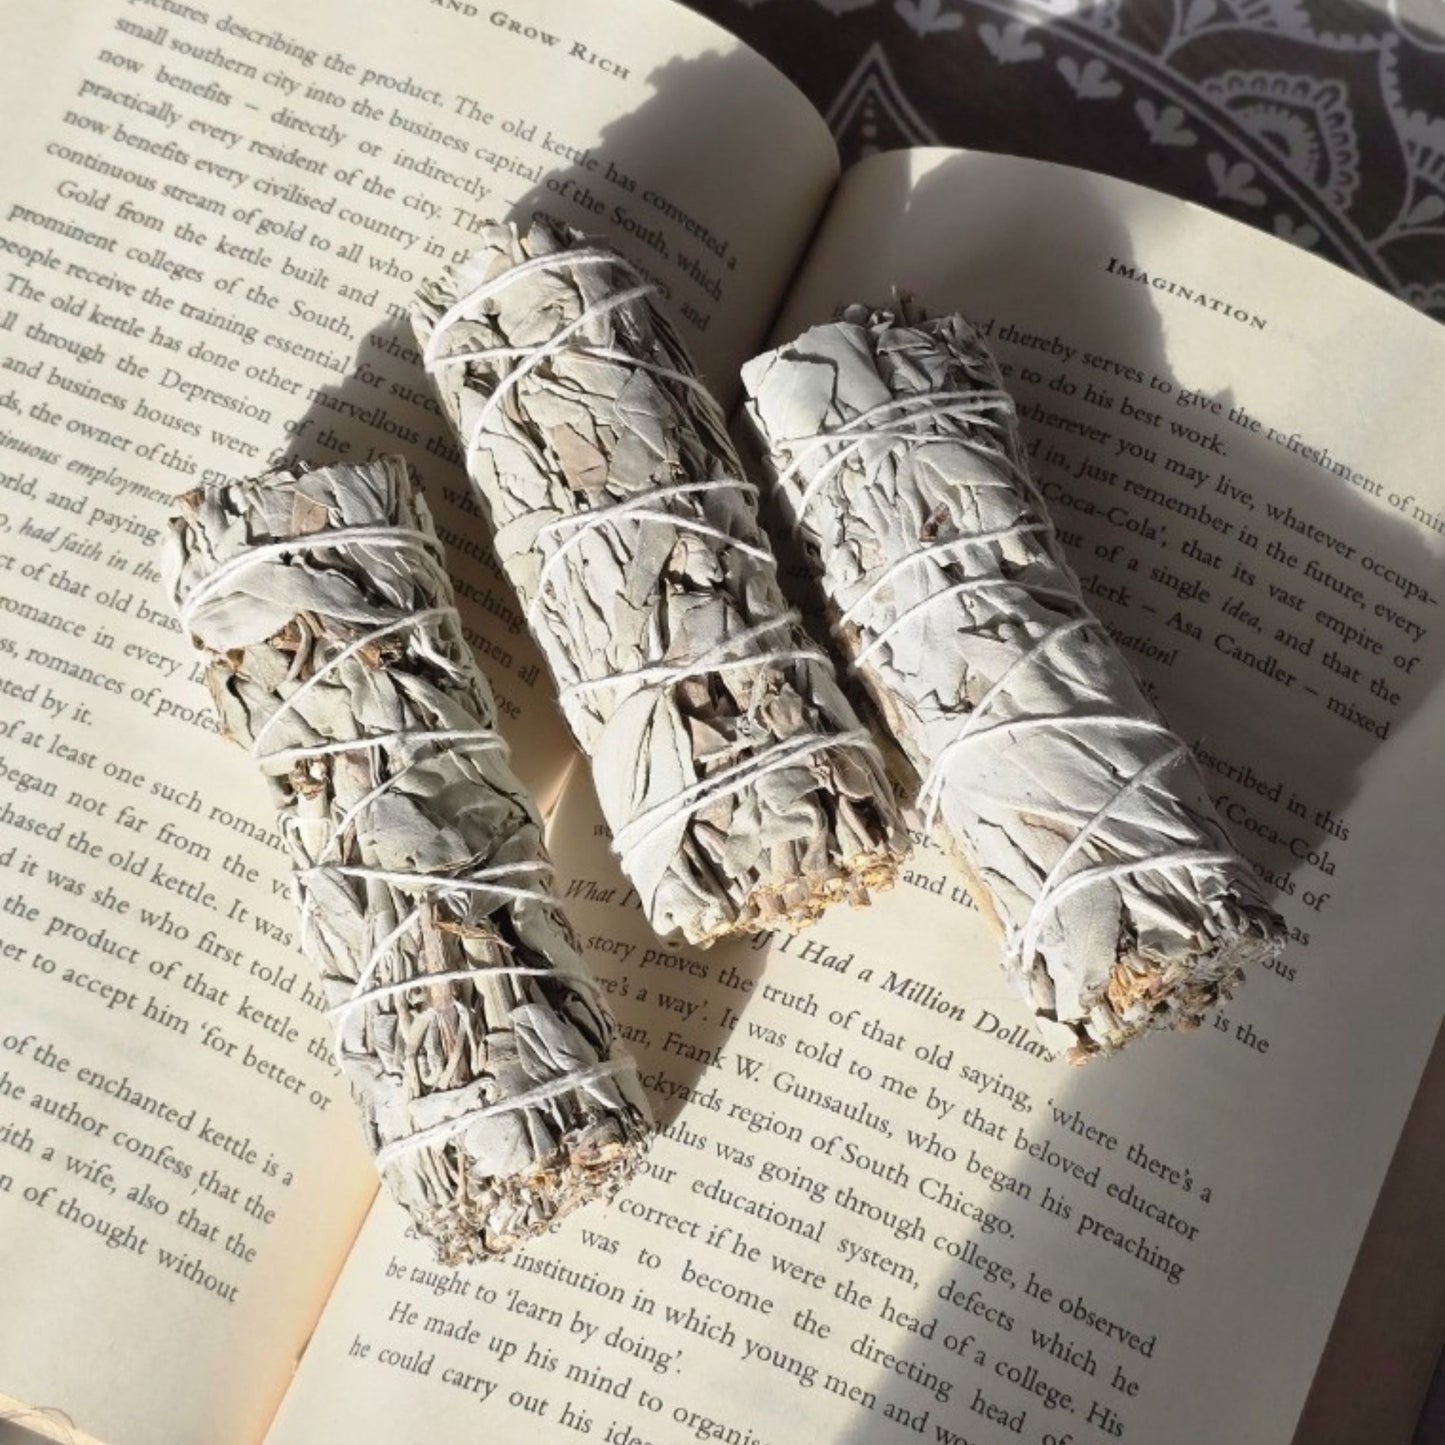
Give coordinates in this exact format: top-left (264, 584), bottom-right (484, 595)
top-left (412, 219), bottom-right (907, 945)
top-left (166, 456), bottom-right (651, 1262)
top-left (741, 305), bottom-right (1285, 1059)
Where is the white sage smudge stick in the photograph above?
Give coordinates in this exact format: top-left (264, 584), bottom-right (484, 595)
top-left (412, 218), bottom-right (908, 945)
top-left (165, 456), bottom-right (652, 1262)
top-left (741, 305), bottom-right (1285, 1059)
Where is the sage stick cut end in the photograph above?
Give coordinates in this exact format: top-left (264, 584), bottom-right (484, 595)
top-left (165, 456), bottom-right (652, 1262)
top-left (741, 306), bottom-right (1285, 1061)
top-left (412, 217), bottom-right (909, 946)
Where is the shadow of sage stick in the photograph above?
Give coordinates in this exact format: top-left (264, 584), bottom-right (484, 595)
top-left (165, 456), bottom-right (651, 1262)
top-left (412, 218), bottom-right (908, 946)
top-left (741, 305), bottom-right (1284, 1060)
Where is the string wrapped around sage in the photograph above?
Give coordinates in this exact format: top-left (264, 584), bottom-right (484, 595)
top-left (412, 218), bottom-right (908, 946)
top-left (166, 456), bottom-right (651, 1262)
top-left (741, 305), bottom-right (1285, 1059)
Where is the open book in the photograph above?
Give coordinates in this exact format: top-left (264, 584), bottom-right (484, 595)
top-left (1, 2), bottom-right (1442, 1442)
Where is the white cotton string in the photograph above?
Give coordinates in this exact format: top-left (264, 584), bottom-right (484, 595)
top-left (206, 531), bottom-right (502, 786)
top-left (249, 606), bottom-right (455, 758)
top-left (423, 241), bottom-right (882, 897)
top-left (773, 389), bottom-right (1013, 489)
top-left (187, 516), bottom-right (615, 1143)
top-left (557, 612), bottom-right (823, 704)
top-left (792, 412), bottom-right (1020, 524)
top-left (852, 576), bottom-right (1082, 668)
top-left (528, 478), bottom-right (772, 633)
top-left (420, 246), bottom-right (636, 367)
top-left (917, 616), bottom-right (1099, 830)
top-left (944, 712), bottom-right (1170, 754)
top-left (421, 246), bottom-right (715, 428)
top-left (776, 389), bottom-right (1018, 524)
top-left (296, 861), bottom-right (552, 906)
top-left (311, 742), bottom-right (513, 874)
top-left (331, 962), bottom-right (604, 1026)
top-left (180, 524), bottom-right (479, 771)
top-left (284, 719), bottom-right (509, 980)
top-left (258, 728), bottom-right (503, 771)
top-left (297, 742), bottom-right (504, 1015)
top-left (428, 339), bottom-right (713, 406)
top-left (293, 829), bottom-right (551, 976)
top-left (331, 902), bottom-right (425, 1044)
top-left (459, 284), bottom-right (653, 456)
top-left (1022, 853), bottom-right (1240, 978)
top-left (524, 474), bottom-right (818, 860)
top-left (318, 759), bottom-right (426, 859)
top-left (374, 1057), bottom-right (636, 1173)
top-left (181, 523), bottom-right (506, 804)
top-left (611, 727), bottom-right (879, 863)
top-left (423, 253), bottom-right (780, 673)
top-left (779, 374), bottom-right (1203, 959)
top-left (837, 524), bottom-right (1055, 637)
top-left (312, 856), bottom-right (555, 1070)
top-left (775, 387), bottom-right (1065, 675)
top-left (177, 526), bottom-right (445, 634)
top-left (1014, 742), bottom-right (1236, 971)
top-left (775, 386), bottom-right (1051, 656)
top-left (421, 254), bottom-right (649, 457)
top-left (908, 618), bottom-right (1225, 974)
top-left (327, 855), bottom-right (602, 1050)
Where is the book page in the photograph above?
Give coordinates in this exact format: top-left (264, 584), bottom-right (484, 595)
top-left (0, 3), bottom-right (837, 1443)
top-left (1291, 1024), bottom-right (1445, 1445)
top-left (265, 151), bottom-right (1444, 1445)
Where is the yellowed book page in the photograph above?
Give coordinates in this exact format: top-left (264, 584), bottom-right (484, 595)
top-left (0, 2), bottom-right (836, 1442)
top-left (264, 150), bottom-right (1443, 1445)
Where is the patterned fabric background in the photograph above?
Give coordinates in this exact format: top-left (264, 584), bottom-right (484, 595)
top-left (687, 0), bottom-right (1445, 320)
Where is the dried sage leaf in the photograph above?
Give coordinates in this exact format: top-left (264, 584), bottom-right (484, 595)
top-left (412, 218), bottom-right (908, 945)
top-left (166, 456), bottom-right (651, 1262)
top-left (741, 305), bottom-right (1285, 1059)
